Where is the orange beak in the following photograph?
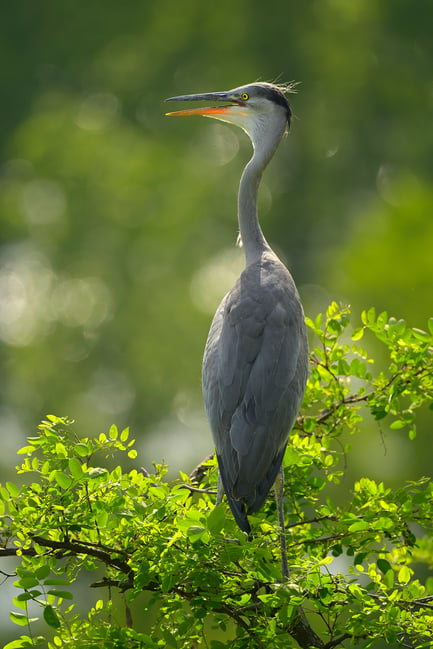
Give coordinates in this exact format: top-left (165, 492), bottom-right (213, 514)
top-left (166, 106), bottom-right (231, 118)
top-left (165, 90), bottom-right (244, 118)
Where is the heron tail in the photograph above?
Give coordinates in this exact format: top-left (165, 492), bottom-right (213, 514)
top-left (216, 458), bottom-right (251, 535)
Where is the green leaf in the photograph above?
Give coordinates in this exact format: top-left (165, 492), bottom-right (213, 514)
top-left (161, 573), bottom-right (176, 593)
top-left (68, 458), bottom-right (84, 479)
top-left (88, 467), bottom-right (108, 479)
top-left (389, 317), bottom-right (407, 336)
top-left (96, 509), bottom-right (108, 527)
top-left (16, 568), bottom-right (36, 578)
top-left (377, 559), bottom-right (392, 574)
top-left (354, 552), bottom-right (367, 566)
top-left (44, 578), bottom-right (72, 586)
top-left (41, 461), bottom-right (50, 475)
top-left (53, 471), bottom-right (72, 489)
top-left (383, 567), bottom-right (395, 589)
top-left (17, 445), bottom-right (37, 455)
top-left (161, 629), bottom-right (177, 648)
top-left (15, 577), bottom-right (39, 589)
top-left (74, 443), bottom-right (90, 457)
top-left (6, 482), bottom-right (20, 497)
top-left (398, 565), bottom-right (411, 585)
top-left (178, 520), bottom-right (211, 544)
top-left (257, 593), bottom-right (276, 604)
top-left (351, 327), bottom-right (364, 341)
top-left (46, 414), bottom-right (64, 423)
top-left (373, 517), bottom-right (394, 531)
top-left (207, 504), bottom-right (226, 534)
top-left (390, 419), bottom-right (407, 429)
top-left (55, 442), bottom-right (68, 458)
top-left (376, 311), bottom-right (388, 329)
top-left (14, 594), bottom-right (31, 607)
top-left (284, 445), bottom-right (302, 465)
top-left (309, 476), bottom-right (326, 490)
top-left (187, 524), bottom-right (207, 538)
top-left (10, 611), bottom-right (36, 626)
top-left (4, 640), bottom-right (37, 649)
top-left (412, 327), bottom-right (431, 342)
top-left (348, 520), bottom-right (370, 532)
top-left (47, 589), bottom-right (74, 600)
top-left (35, 565), bottom-right (50, 580)
top-left (324, 454), bottom-right (334, 467)
top-left (302, 417), bottom-right (316, 434)
top-left (43, 605), bottom-right (61, 629)
top-left (359, 640), bottom-right (375, 649)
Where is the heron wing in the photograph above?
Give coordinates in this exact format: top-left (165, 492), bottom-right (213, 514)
top-left (202, 253), bottom-right (308, 519)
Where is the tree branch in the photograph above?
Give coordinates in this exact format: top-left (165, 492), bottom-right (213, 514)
top-left (179, 483), bottom-right (217, 495)
top-left (323, 633), bottom-right (353, 648)
top-left (30, 535), bottom-right (133, 576)
top-left (289, 606), bottom-right (324, 648)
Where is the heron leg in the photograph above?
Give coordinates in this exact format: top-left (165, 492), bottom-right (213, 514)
top-left (274, 466), bottom-right (289, 579)
top-left (216, 472), bottom-right (224, 506)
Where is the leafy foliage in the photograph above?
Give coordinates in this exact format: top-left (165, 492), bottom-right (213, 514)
top-left (1, 304), bottom-right (433, 648)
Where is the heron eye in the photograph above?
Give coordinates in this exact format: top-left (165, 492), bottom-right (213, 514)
top-left (241, 93), bottom-right (249, 101)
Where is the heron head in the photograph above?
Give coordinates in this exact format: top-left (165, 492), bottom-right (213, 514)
top-left (165, 82), bottom-right (295, 147)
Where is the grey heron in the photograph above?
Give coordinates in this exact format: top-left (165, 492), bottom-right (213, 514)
top-left (166, 82), bottom-right (308, 575)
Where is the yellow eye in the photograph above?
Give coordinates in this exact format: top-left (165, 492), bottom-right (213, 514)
top-left (241, 93), bottom-right (249, 101)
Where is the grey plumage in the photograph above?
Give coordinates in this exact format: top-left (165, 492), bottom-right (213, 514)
top-left (203, 251), bottom-right (307, 532)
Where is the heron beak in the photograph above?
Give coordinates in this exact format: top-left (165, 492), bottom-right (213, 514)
top-left (165, 91), bottom-right (244, 117)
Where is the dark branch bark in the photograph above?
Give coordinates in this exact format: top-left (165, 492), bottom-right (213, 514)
top-left (323, 633), bottom-right (353, 648)
top-left (30, 535), bottom-right (133, 576)
top-left (289, 606), bottom-right (324, 648)
top-left (189, 453), bottom-right (214, 484)
top-left (1, 547), bottom-right (38, 557)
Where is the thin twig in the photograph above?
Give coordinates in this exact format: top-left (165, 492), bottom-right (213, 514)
top-left (323, 632), bottom-right (353, 648)
top-left (179, 484), bottom-right (217, 495)
top-left (285, 514), bottom-right (338, 530)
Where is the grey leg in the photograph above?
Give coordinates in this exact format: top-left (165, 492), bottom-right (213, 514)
top-left (274, 465), bottom-right (289, 579)
top-left (216, 472), bottom-right (224, 506)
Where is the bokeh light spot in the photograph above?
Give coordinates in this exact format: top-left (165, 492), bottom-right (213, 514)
top-left (0, 245), bottom-right (54, 346)
top-left (21, 179), bottom-right (67, 225)
top-left (75, 92), bottom-right (120, 132)
top-left (51, 277), bottom-right (112, 329)
top-left (86, 369), bottom-right (135, 416)
top-left (204, 124), bottom-right (240, 166)
top-left (190, 247), bottom-right (244, 315)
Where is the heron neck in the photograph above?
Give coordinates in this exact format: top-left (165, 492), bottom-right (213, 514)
top-left (238, 130), bottom-right (282, 266)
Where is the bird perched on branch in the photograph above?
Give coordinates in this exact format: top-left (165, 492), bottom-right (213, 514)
top-left (166, 82), bottom-right (308, 572)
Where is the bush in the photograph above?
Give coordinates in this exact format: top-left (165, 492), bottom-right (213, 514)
top-left (1, 304), bottom-right (433, 648)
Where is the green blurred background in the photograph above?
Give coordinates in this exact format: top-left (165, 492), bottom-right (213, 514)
top-left (1, 0), bottom-right (432, 641)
